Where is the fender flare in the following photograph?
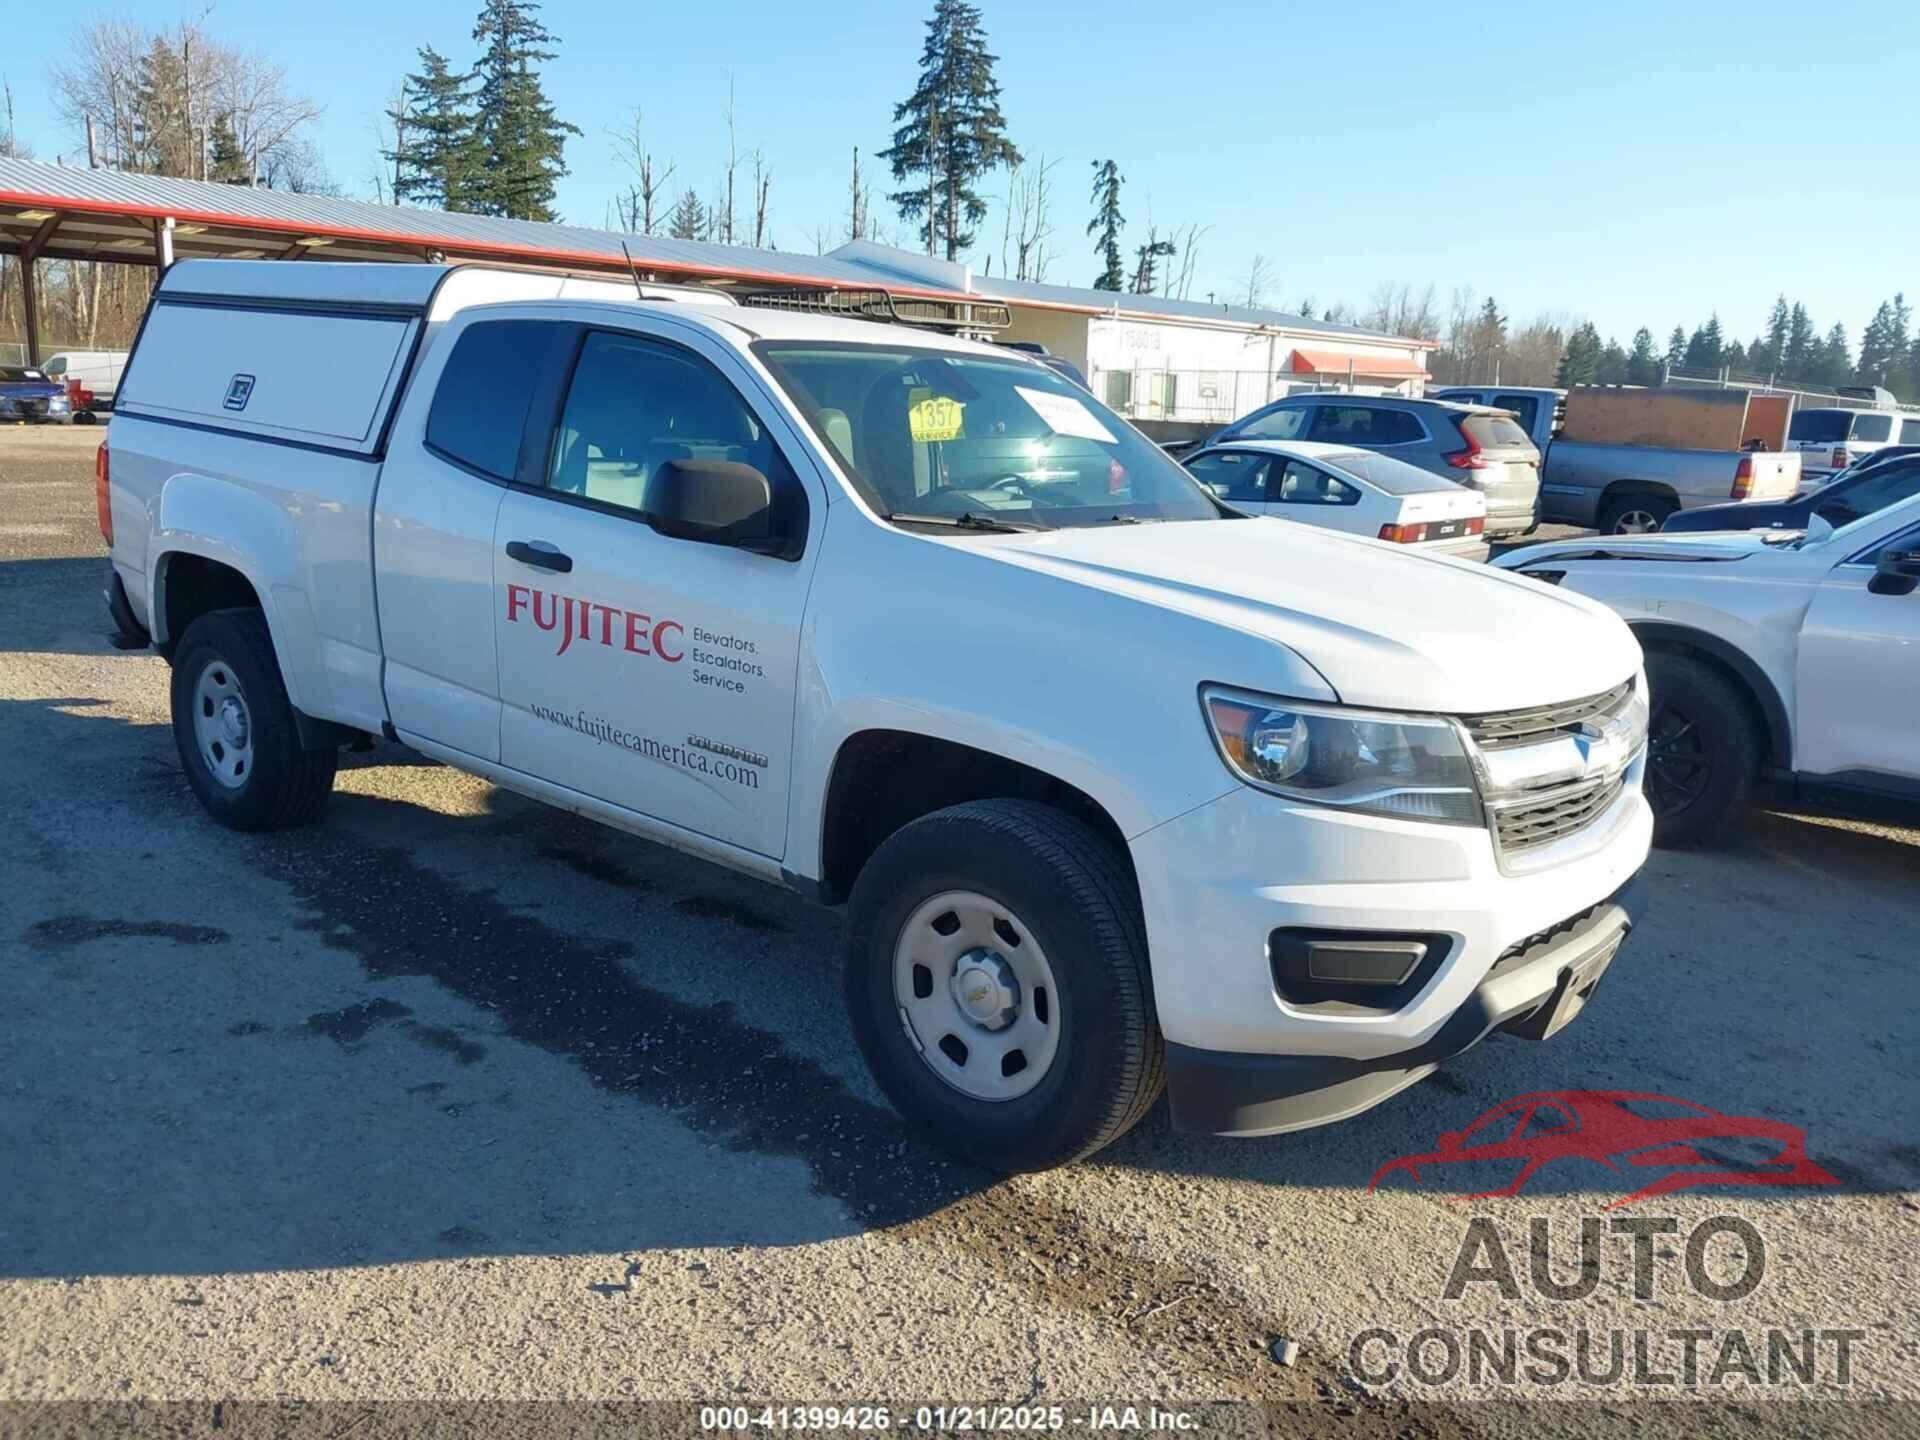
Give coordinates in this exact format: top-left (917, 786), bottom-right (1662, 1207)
top-left (1629, 620), bottom-right (1791, 770)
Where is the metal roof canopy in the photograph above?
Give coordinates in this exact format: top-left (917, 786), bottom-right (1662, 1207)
top-left (0, 155), bottom-right (977, 363)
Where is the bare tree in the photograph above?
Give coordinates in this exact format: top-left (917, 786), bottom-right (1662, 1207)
top-left (1169, 222), bottom-right (1211, 301)
top-left (211, 46), bottom-right (322, 186)
top-left (718, 76), bottom-right (738, 245)
top-left (999, 153), bottom-right (1058, 282)
top-left (1240, 254), bottom-right (1273, 309)
top-left (609, 107), bottom-right (675, 235)
top-left (750, 149), bottom-right (771, 248)
top-left (846, 146), bottom-right (871, 242)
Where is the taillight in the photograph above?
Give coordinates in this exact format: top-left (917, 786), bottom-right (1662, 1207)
top-left (1465, 515), bottom-right (1485, 535)
top-left (1831, 447), bottom-right (1849, 471)
top-left (95, 440), bottom-right (112, 545)
top-left (1444, 428), bottom-right (1488, 470)
top-left (1378, 521), bottom-right (1429, 544)
top-left (1732, 457), bottom-right (1754, 500)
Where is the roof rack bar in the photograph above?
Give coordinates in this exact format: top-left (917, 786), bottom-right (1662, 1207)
top-left (735, 285), bottom-right (1010, 334)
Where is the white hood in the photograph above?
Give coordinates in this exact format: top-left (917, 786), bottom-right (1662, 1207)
top-left (979, 517), bottom-right (1641, 715)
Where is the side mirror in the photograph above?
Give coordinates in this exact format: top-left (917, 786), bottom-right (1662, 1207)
top-left (648, 459), bottom-right (779, 553)
top-left (1868, 548), bottom-right (1920, 597)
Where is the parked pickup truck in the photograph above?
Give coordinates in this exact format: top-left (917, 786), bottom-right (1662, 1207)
top-left (102, 259), bottom-right (1654, 1170)
top-left (1435, 385), bottom-right (1799, 535)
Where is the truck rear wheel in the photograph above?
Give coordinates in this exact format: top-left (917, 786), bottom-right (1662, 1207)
top-left (1599, 493), bottom-right (1676, 535)
top-left (170, 608), bottom-right (337, 831)
top-left (1644, 652), bottom-right (1757, 846)
top-left (844, 799), bottom-right (1164, 1171)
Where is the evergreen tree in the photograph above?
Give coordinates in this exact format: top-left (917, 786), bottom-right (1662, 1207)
top-left (1682, 315), bottom-right (1725, 374)
top-left (1626, 327), bottom-right (1661, 385)
top-left (667, 188), bottom-right (708, 241)
top-left (1722, 339), bottom-right (1748, 376)
top-left (208, 114), bottom-right (249, 184)
top-left (880, 0), bottom-right (1020, 259)
top-left (1556, 322), bottom-right (1605, 386)
top-left (1666, 325), bottom-right (1688, 371)
top-left (1087, 159), bottom-right (1124, 291)
top-left (1856, 299), bottom-right (1898, 385)
top-left (389, 47), bottom-right (481, 210)
top-left (1598, 337), bottom-right (1630, 385)
top-left (467, 0), bottom-right (579, 221)
top-left (1761, 295), bottom-right (1790, 376)
top-left (1782, 303), bottom-right (1816, 382)
top-left (1129, 232), bottom-right (1174, 295)
top-left (1815, 324), bottom-right (1851, 387)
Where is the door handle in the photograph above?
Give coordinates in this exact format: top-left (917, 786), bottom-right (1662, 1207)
top-left (505, 540), bottom-right (572, 574)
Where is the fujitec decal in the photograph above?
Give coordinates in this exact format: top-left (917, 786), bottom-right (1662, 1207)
top-left (506, 584), bottom-right (683, 662)
top-left (1368, 1090), bottom-right (1839, 1209)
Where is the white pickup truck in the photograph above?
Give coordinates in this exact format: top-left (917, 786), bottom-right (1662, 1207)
top-left (100, 260), bottom-right (1654, 1170)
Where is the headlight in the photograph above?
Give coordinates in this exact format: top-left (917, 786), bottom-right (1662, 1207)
top-left (1200, 686), bottom-right (1483, 825)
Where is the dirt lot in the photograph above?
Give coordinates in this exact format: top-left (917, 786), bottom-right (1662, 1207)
top-left (2, 425), bottom-right (1916, 1436)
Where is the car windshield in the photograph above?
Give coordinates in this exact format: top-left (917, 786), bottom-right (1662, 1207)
top-left (1791, 490), bottom-right (1920, 550)
top-left (755, 342), bottom-right (1221, 530)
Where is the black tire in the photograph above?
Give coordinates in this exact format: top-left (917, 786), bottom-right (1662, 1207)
top-left (1599, 492), bottom-right (1677, 535)
top-left (844, 799), bottom-right (1164, 1171)
top-left (1644, 651), bottom-right (1758, 847)
top-left (170, 608), bottom-right (337, 831)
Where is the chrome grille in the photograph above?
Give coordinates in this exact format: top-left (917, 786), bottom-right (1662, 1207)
top-left (1491, 774), bottom-right (1625, 855)
top-left (1462, 679), bottom-right (1634, 751)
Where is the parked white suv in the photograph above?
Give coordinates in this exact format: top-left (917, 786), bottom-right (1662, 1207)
top-left (1495, 496), bottom-right (1920, 843)
top-left (100, 260), bottom-right (1653, 1169)
top-left (1788, 405), bottom-right (1920, 484)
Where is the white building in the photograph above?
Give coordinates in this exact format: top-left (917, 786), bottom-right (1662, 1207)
top-left (829, 241), bottom-right (1436, 431)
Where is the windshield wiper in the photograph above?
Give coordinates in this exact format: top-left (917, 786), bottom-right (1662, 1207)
top-left (1093, 513), bottom-right (1154, 525)
top-left (885, 510), bottom-right (1043, 533)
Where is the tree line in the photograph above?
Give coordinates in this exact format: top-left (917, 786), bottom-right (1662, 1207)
top-left (8, 0), bottom-right (1920, 402)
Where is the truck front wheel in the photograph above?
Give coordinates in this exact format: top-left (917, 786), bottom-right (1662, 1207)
top-left (844, 799), bottom-right (1164, 1171)
top-left (170, 608), bottom-right (338, 831)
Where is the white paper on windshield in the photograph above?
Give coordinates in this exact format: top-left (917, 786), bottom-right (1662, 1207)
top-left (1015, 385), bottom-right (1117, 444)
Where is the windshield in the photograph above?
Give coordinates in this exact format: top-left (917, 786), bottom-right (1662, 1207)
top-left (755, 342), bottom-right (1221, 529)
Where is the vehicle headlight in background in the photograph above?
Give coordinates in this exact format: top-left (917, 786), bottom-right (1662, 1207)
top-left (1200, 686), bottom-right (1483, 825)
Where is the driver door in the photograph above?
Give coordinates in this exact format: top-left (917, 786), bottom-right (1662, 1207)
top-left (1794, 516), bottom-right (1920, 790)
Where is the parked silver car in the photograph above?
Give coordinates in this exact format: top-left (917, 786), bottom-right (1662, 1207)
top-left (1203, 395), bottom-right (1541, 538)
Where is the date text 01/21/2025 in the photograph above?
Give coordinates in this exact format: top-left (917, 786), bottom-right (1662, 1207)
top-left (698, 1405), bottom-right (1200, 1432)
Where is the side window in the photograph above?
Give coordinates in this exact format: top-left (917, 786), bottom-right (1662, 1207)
top-left (427, 320), bottom-right (568, 481)
top-left (1186, 450), bottom-right (1271, 503)
top-left (1843, 463), bottom-right (1920, 518)
top-left (44, 357), bottom-right (65, 377)
top-left (1851, 414), bottom-right (1893, 443)
top-left (1518, 1102), bottom-right (1577, 1140)
top-left (546, 331), bottom-right (801, 531)
top-left (1901, 419), bottom-right (1920, 444)
top-left (1239, 405), bottom-right (1309, 441)
top-left (1275, 461), bottom-right (1360, 506)
top-left (1493, 394), bottom-right (1540, 432)
top-left (1310, 405), bottom-right (1423, 445)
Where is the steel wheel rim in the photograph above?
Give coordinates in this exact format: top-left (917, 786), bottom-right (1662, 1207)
top-left (1613, 508), bottom-right (1662, 535)
top-left (892, 889), bottom-right (1062, 1102)
top-left (191, 657), bottom-right (254, 790)
top-left (1646, 700), bottom-right (1711, 818)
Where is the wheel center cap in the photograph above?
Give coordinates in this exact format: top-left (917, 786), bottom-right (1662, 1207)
top-left (951, 948), bottom-right (1020, 1031)
top-left (219, 696), bottom-right (249, 747)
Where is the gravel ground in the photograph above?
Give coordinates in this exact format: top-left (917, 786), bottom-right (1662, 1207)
top-left (2, 426), bottom-right (1915, 1437)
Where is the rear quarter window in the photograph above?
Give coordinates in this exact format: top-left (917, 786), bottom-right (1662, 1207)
top-left (1851, 414), bottom-right (1893, 442)
top-left (426, 320), bottom-right (572, 480)
top-left (1311, 406), bottom-right (1425, 445)
top-left (1902, 419), bottom-right (1920, 444)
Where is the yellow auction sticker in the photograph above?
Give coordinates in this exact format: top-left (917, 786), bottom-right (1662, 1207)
top-left (908, 390), bottom-right (965, 442)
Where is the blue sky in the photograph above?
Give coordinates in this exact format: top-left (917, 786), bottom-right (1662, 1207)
top-left (6, 0), bottom-right (1915, 345)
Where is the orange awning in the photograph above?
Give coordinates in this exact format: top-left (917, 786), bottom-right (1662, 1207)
top-left (1288, 347), bottom-right (1429, 379)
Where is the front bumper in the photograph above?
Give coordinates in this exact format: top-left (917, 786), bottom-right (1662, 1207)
top-left (1165, 875), bottom-right (1644, 1135)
